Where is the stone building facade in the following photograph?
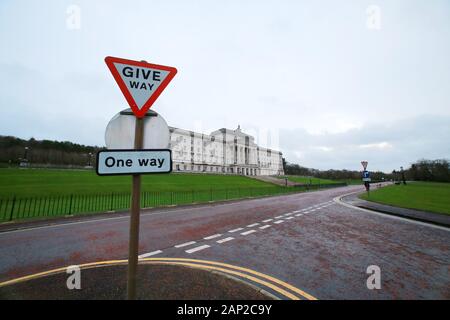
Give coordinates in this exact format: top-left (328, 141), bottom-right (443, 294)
top-left (169, 126), bottom-right (284, 176)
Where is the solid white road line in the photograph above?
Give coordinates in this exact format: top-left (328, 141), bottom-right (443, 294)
top-left (216, 237), bottom-right (234, 244)
top-left (139, 250), bottom-right (162, 258)
top-left (274, 220), bottom-right (284, 224)
top-left (262, 218), bottom-right (273, 223)
top-left (186, 245), bottom-right (210, 254)
top-left (247, 223), bottom-right (259, 227)
top-left (174, 241), bottom-right (196, 248)
top-left (228, 227), bottom-right (244, 233)
top-left (204, 234), bottom-right (222, 240)
top-left (259, 225), bottom-right (271, 229)
top-left (241, 229), bottom-right (257, 236)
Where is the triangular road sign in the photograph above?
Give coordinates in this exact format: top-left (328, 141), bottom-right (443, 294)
top-left (361, 161), bottom-right (368, 170)
top-left (105, 56), bottom-right (177, 118)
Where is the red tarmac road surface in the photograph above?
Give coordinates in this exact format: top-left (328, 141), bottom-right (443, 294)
top-left (0, 185), bottom-right (449, 299)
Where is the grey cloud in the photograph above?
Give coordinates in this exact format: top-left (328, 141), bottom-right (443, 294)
top-left (280, 115), bottom-right (450, 172)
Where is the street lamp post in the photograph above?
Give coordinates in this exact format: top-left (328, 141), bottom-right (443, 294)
top-left (20, 147), bottom-right (30, 167)
top-left (400, 166), bottom-right (406, 185)
top-left (88, 152), bottom-right (93, 167)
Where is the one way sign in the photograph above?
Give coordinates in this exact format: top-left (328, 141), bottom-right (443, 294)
top-left (105, 56), bottom-right (177, 118)
top-left (96, 149), bottom-right (172, 175)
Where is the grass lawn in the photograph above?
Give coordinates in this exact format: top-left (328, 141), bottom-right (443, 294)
top-left (0, 168), bottom-right (273, 198)
top-left (359, 181), bottom-right (450, 215)
top-left (0, 168), bottom-right (345, 222)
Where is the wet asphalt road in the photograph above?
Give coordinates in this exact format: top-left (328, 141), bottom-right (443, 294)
top-left (0, 184), bottom-right (449, 299)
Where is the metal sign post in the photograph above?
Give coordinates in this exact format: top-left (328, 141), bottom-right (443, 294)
top-left (361, 161), bottom-right (370, 196)
top-left (127, 117), bottom-right (144, 300)
top-left (96, 112), bottom-right (172, 300)
top-left (103, 56), bottom-right (177, 300)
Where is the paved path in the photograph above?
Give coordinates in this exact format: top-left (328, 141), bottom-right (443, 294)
top-left (249, 175), bottom-right (297, 186)
top-left (0, 185), bottom-right (449, 299)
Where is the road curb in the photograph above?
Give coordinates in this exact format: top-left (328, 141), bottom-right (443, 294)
top-left (0, 258), bottom-right (310, 300)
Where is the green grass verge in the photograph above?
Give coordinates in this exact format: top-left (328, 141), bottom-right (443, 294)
top-left (0, 168), bottom-right (345, 222)
top-left (0, 168), bottom-right (273, 197)
top-left (359, 181), bottom-right (450, 215)
top-left (0, 169), bottom-right (287, 222)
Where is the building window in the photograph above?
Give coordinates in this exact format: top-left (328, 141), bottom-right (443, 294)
top-left (176, 165), bottom-right (180, 171)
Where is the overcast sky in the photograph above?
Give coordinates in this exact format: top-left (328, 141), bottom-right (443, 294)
top-left (1, 0), bottom-right (449, 172)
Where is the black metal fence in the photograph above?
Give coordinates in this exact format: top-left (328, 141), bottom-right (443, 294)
top-left (0, 183), bottom-right (346, 222)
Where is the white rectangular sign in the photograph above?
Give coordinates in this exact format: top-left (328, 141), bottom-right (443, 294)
top-left (96, 149), bottom-right (172, 175)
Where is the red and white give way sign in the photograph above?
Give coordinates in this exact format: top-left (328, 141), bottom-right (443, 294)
top-left (361, 161), bottom-right (368, 170)
top-left (105, 56), bottom-right (177, 118)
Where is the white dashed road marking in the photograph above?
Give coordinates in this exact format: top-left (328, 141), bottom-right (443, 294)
top-left (247, 223), bottom-right (259, 228)
top-left (186, 245), bottom-right (210, 254)
top-left (139, 250), bottom-right (162, 258)
top-left (174, 241), bottom-right (196, 248)
top-left (241, 230), bottom-right (257, 236)
top-left (141, 200), bottom-right (336, 258)
top-left (217, 237), bottom-right (234, 244)
top-left (204, 234), bottom-right (222, 240)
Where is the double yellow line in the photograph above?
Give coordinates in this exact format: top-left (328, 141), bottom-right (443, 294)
top-left (0, 258), bottom-right (317, 300)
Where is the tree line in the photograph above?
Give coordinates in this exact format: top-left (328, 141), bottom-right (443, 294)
top-left (283, 158), bottom-right (450, 183)
top-left (1, 135), bottom-right (448, 182)
top-left (283, 161), bottom-right (390, 181)
top-left (0, 135), bottom-right (104, 167)
top-left (402, 159), bottom-right (450, 182)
